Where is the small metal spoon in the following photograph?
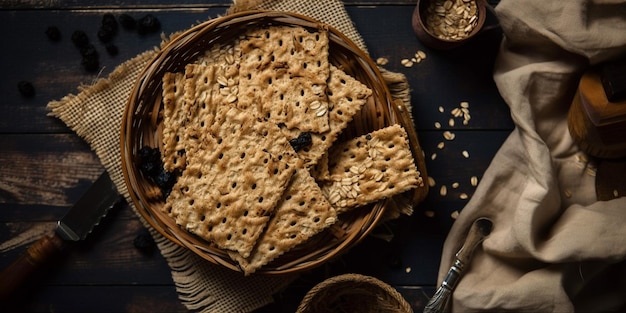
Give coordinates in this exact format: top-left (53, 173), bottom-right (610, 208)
top-left (424, 217), bottom-right (493, 313)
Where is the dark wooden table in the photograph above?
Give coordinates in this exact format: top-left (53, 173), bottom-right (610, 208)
top-left (0, 1), bottom-right (511, 312)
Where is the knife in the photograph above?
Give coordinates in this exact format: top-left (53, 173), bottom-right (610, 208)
top-left (0, 171), bottom-right (121, 301)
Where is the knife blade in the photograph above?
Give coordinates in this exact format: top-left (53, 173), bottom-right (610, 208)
top-left (0, 171), bottom-right (121, 301)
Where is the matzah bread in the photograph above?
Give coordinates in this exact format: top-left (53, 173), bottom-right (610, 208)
top-left (164, 105), bottom-right (301, 258)
top-left (155, 24), bottom-right (423, 273)
top-left (238, 26), bottom-right (331, 133)
top-left (161, 72), bottom-right (188, 172)
top-left (229, 168), bottom-right (337, 275)
top-left (281, 65), bottom-right (372, 168)
top-left (320, 124), bottom-right (422, 213)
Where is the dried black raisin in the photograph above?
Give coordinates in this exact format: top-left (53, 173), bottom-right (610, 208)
top-left (45, 26), bottom-right (61, 41)
top-left (137, 14), bottom-right (161, 35)
top-left (101, 13), bottom-right (118, 35)
top-left (105, 43), bottom-right (119, 56)
top-left (137, 146), bottom-right (179, 197)
top-left (138, 146), bottom-right (162, 177)
top-left (17, 81), bottom-right (35, 98)
top-left (118, 14), bottom-right (136, 30)
top-left (97, 25), bottom-right (114, 43)
top-left (79, 44), bottom-right (100, 72)
top-left (133, 228), bottom-right (156, 255)
top-left (155, 169), bottom-right (178, 197)
top-left (289, 132), bottom-right (312, 152)
top-left (71, 30), bottom-right (89, 48)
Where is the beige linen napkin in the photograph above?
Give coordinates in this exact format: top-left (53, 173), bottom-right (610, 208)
top-left (47, 1), bottom-right (411, 312)
top-left (438, 0), bottom-right (626, 312)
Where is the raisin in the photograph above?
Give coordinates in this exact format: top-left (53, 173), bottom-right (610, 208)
top-left (97, 25), bottom-right (114, 43)
top-left (289, 132), bottom-right (312, 152)
top-left (137, 14), bottom-right (161, 35)
top-left (101, 13), bottom-right (118, 35)
top-left (17, 81), bottom-right (35, 98)
top-left (105, 43), bottom-right (119, 56)
top-left (45, 26), bottom-right (61, 41)
top-left (79, 44), bottom-right (100, 72)
top-left (138, 146), bottom-right (162, 177)
top-left (155, 169), bottom-right (178, 197)
top-left (118, 14), bottom-right (136, 30)
top-left (133, 228), bottom-right (156, 255)
top-left (137, 146), bottom-right (179, 197)
top-left (71, 30), bottom-right (89, 48)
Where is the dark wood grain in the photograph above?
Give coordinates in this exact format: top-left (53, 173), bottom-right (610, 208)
top-left (0, 1), bottom-right (512, 312)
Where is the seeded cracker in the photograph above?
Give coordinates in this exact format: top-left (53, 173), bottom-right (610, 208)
top-left (161, 72), bottom-right (188, 171)
top-left (238, 26), bottom-right (331, 133)
top-left (282, 65), bottom-right (372, 168)
top-left (320, 124), bottom-right (422, 213)
top-left (164, 104), bottom-right (300, 259)
top-left (229, 168), bottom-right (337, 275)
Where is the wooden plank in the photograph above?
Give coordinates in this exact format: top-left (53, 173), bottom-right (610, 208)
top-left (0, 134), bottom-right (103, 210)
top-left (0, 6), bottom-right (511, 133)
top-left (344, 5), bottom-right (512, 132)
top-left (10, 285), bottom-right (186, 313)
top-left (0, 8), bottom-right (227, 133)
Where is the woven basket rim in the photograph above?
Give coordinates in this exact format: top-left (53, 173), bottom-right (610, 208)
top-left (120, 10), bottom-right (427, 275)
top-left (296, 273), bottom-right (414, 313)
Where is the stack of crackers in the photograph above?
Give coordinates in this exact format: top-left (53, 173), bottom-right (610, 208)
top-left (159, 25), bottom-right (423, 275)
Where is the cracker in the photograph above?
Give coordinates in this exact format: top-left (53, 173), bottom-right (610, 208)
top-left (320, 124), bottom-right (422, 213)
top-left (163, 104), bottom-right (301, 258)
top-left (282, 65), bottom-right (372, 168)
top-left (161, 72), bottom-right (188, 171)
top-left (180, 62), bottom-right (240, 157)
top-left (238, 26), bottom-right (331, 133)
top-left (229, 168), bottom-right (337, 275)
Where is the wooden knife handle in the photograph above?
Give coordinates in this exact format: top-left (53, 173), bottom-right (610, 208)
top-left (0, 233), bottom-right (65, 301)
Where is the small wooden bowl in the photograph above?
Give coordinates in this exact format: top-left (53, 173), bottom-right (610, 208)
top-left (121, 10), bottom-right (428, 274)
top-left (412, 0), bottom-right (487, 50)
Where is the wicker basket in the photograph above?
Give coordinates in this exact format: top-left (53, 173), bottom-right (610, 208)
top-left (297, 273), bottom-right (413, 313)
top-left (121, 10), bottom-right (428, 274)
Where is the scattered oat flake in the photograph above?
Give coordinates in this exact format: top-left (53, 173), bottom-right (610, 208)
top-left (586, 167), bottom-right (597, 177)
top-left (431, 153), bottom-right (437, 160)
top-left (428, 176), bottom-right (436, 187)
top-left (437, 142), bottom-right (445, 149)
top-left (451, 210), bottom-right (460, 219)
top-left (443, 131), bottom-right (455, 140)
top-left (417, 50), bottom-right (427, 59)
top-left (449, 118), bottom-right (455, 127)
top-left (435, 122), bottom-right (442, 129)
top-left (401, 59), bottom-right (413, 67)
top-left (438, 106), bottom-right (445, 113)
top-left (440, 185), bottom-right (447, 196)
top-left (471, 176), bottom-right (478, 187)
top-left (460, 101), bottom-right (469, 108)
top-left (405, 267), bottom-right (412, 273)
top-left (460, 193), bottom-right (468, 200)
top-left (452, 182), bottom-right (459, 189)
top-left (613, 189), bottom-right (619, 197)
top-left (462, 150), bottom-right (470, 158)
top-left (376, 57), bottom-right (389, 65)
top-left (564, 189), bottom-right (572, 198)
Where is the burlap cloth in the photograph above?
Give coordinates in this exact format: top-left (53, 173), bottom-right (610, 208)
top-left (438, 0), bottom-right (626, 312)
top-left (46, 0), bottom-right (410, 312)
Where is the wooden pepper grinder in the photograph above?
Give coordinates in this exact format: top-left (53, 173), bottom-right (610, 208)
top-left (568, 56), bottom-right (626, 200)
